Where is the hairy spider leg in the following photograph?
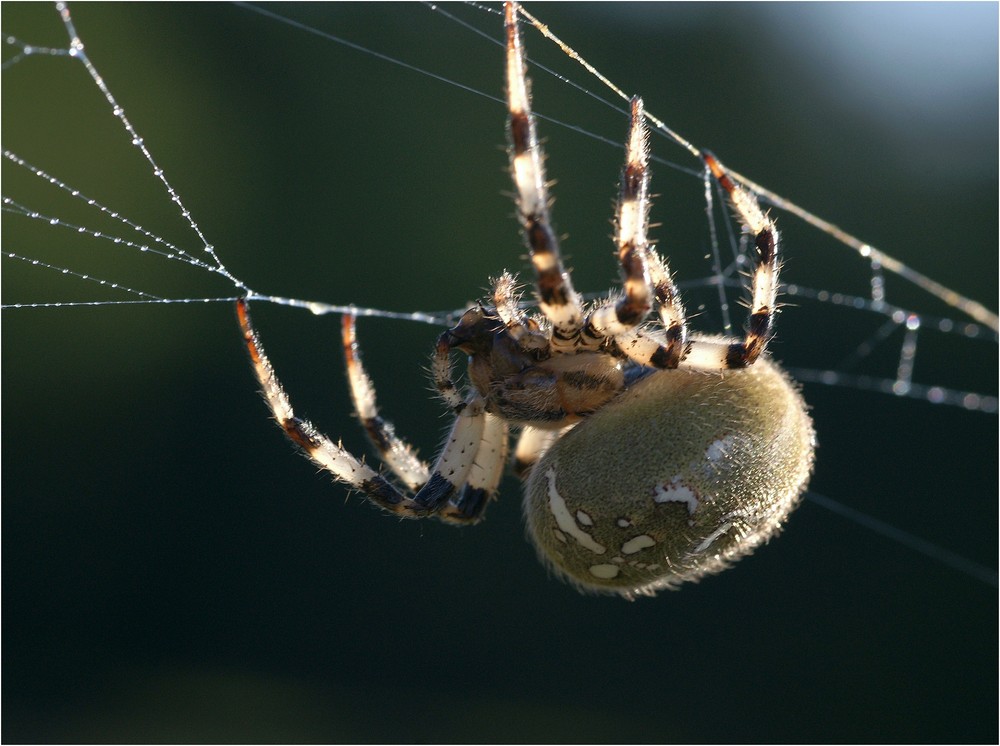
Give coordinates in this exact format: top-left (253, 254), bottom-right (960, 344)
top-left (678, 155), bottom-right (781, 370)
top-left (645, 246), bottom-right (688, 363)
top-left (511, 425), bottom-right (571, 480)
top-left (708, 153), bottom-right (779, 368)
top-left (505, 1), bottom-right (584, 347)
top-left (440, 412), bottom-right (509, 523)
top-left (342, 313), bottom-right (507, 524)
top-left (490, 272), bottom-right (548, 351)
top-left (583, 97), bottom-right (690, 369)
top-left (237, 299), bottom-right (489, 521)
top-left (588, 96), bottom-right (654, 335)
top-left (341, 313), bottom-right (430, 490)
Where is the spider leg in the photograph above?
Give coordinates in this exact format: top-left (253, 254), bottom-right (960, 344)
top-left (237, 299), bottom-right (485, 518)
top-left (341, 313), bottom-right (430, 491)
top-left (645, 245), bottom-right (689, 363)
top-left (584, 97), bottom-right (689, 368)
top-left (439, 413), bottom-right (509, 524)
top-left (511, 425), bottom-right (563, 480)
top-left (680, 154), bottom-right (780, 370)
top-left (491, 271), bottom-right (547, 352)
top-left (505, 1), bottom-right (584, 347)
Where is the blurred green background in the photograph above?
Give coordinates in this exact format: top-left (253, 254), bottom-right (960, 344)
top-left (3, 3), bottom-right (997, 742)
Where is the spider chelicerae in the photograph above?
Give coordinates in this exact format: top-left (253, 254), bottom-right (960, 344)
top-left (237, 2), bottom-right (815, 598)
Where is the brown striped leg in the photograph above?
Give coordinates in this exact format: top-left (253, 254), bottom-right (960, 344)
top-left (588, 97), bottom-right (653, 338)
top-left (342, 313), bottom-right (430, 491)
top-left (705, 153), bottom-right (779, 368)
top-left (505, 1), bottom-right (584, 346)
top-left (645, 246), bottom-right (689, 366)
top-left (585, 97), bottom-right (688, 369)
top-left (439, 413), bottom-right (509, 524)
top-left (237, 299), bottom-right (485, 518)
top-left (432, 325), bottom-right (466, 413)
top-left (491, 271), bottom-right (548, 352)
top-left (670, 155), bottom-right (779, 370)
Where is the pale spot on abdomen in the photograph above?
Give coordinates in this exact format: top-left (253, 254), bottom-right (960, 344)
top-left (621, 534), bottom-right (656, 554)
top-left (544, 467), bottom-right (605, 555)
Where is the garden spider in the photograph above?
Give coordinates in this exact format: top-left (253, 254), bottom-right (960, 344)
top-left (237, 2), bottom-right (815, 598)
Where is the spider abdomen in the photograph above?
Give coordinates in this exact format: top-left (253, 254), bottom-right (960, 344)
top-left (522, 357), bottom-right (815, 597)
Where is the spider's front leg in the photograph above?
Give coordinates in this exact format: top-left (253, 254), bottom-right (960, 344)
top-left (583, 96), bottom-right (690, 369)
top-left (237, 300), bottom-right (498, 522)
top-left (505, 1), bottom-right (584, 347)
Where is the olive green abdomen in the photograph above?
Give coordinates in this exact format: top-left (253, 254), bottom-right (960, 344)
top-left (522, 358), bottom-right (815, 598)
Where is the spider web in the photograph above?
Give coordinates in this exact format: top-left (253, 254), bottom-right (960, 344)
top-left (2, 4), bottom-right (997, 742)
top-left (2, 7), bottom-right (997, 563)
top-left (2, 2), bottom-right (996, 580)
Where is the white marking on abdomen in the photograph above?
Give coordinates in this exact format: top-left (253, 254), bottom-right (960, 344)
top-left (621, 534), bottom-right (656, 555)
top-left (654, 477), bottom-right (700, 514)
top-left (706, 435), bottom-right (734, 463)
top-left (589, 564), bottom-right (620, 579)
top-left (544, 468), bottom-right (605, 554)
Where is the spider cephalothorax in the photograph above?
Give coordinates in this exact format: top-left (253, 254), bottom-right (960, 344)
top-left (237, 2), bottom-right (815, 598)
top-left (443, 297), bottom-right (627, 428)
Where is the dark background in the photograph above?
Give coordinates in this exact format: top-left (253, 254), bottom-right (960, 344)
top-left (3, 3), bottom-right (997, 742)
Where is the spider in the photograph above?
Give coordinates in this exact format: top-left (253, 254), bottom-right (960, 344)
top-left (236, 2), bottom-right (815, 598)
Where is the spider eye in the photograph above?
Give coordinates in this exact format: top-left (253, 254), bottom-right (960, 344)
top-left (522, 359), bottom-right (815, 598)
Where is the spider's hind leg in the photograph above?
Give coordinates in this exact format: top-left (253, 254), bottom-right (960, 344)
top-left (512, 425), bottom-right (563, 480)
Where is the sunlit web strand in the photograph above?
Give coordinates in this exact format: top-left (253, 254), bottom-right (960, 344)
top-left (51, 2), bottom-right (245, 293)
top-left (805, 492), bottom-right (998, 587)
top-left (2, 32), bottom-right (71, 69)
top-left (233, 2), bottom-right (702, 181)
top-left (3, 198), bottom-right (216, 274)
top-left (3, 150), bottom-right (215, 272)
top-left (4, 251), bottom-right (161, 301)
